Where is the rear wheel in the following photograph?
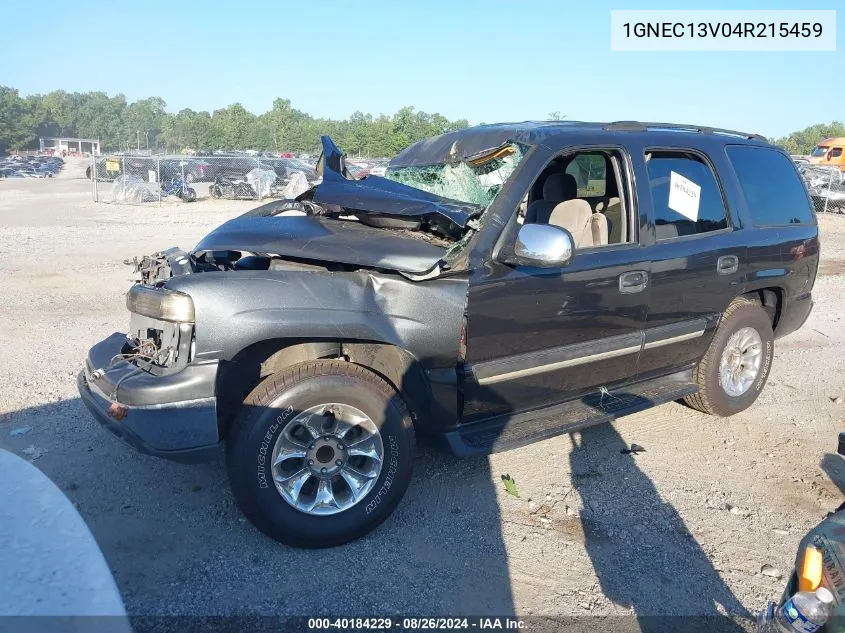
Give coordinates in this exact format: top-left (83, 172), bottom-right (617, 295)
top-left (209, 185), bottom-right (221, 199)
top-left (226, 360), bottom-right (415, 547)
top-left (685, 296), bottom-right (774, 416)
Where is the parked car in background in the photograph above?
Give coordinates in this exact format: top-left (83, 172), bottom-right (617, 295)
top-left (87, 156), bottom-right (210, 183)
top-left (0, 155), bottom-right (63, 178)
top-left (368, 160), bottom-right (389, 177)
top-left (263, 157), bottom-right (319, 184)
top-left (159, 158), bottom-right (212, 183)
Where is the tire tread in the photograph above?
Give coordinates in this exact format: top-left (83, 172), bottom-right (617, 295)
top-left (226, 359), bottom-right (415, 547)
top-left (685, 295), bottom-right (767, 415)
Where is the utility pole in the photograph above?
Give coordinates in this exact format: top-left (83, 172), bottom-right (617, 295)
top-left (136, 130), bottom-right (140, 153)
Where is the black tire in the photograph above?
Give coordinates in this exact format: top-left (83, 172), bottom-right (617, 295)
top-left (86, 166), bottom-right (92, 180)
top-left (226, 360), bottom-right (415, 547)
top-left (209, 185), bottom-right (221, 199)
top-left (183, 187), bottom-right (196, 202)
top-left (685, 296), bottom-right (774, 417)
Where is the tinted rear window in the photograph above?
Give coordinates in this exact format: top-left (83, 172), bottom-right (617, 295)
top-left (725, 146), bottom-right (814, 226)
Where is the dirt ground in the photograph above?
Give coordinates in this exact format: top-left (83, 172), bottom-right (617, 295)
top-left (1, 157), bottom-right (844, 627)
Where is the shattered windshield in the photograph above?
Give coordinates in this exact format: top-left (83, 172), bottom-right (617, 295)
top-left (386, 143), bottom-right (525, 208)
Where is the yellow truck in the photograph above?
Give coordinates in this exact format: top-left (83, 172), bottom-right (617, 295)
top-left (808, 137), bottom-right (845, 171)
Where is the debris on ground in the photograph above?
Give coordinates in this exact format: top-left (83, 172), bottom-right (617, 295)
top-left (620, 443), bottom-right (646, 455)
top-left (501, 473), bottom-right (519, 497)
top-left (10, 426), bottom-right (32, 436)
top-left (21, 445), bottom-right (48, 461)
top-left (832, 395), bottom-right (844, 405)
top-left (761, 564), bottom-right (783, 579)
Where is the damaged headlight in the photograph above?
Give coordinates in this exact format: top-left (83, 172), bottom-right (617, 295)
top-left (126, 285), bottom-right (195, 322)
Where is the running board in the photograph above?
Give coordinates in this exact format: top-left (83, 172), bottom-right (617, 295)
top-left (441, 370), bottom-right (698, 456)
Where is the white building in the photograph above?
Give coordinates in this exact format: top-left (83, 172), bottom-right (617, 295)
top-left (39, 137), bottom-right (101, 156)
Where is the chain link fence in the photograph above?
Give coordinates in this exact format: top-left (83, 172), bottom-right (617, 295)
top-left (798, 164), bottom-right (845, 215)
top-left (90, 154), bottom-right (319, 204)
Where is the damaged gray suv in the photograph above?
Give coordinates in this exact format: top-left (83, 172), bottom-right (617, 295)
top-left (79, 123), bottom-right (819, 547)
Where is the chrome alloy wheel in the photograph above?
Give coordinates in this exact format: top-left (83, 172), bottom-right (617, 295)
top-left (718, 326), bottom-right (763, 397)
top-left (270, 403), bottom-right (384, 516)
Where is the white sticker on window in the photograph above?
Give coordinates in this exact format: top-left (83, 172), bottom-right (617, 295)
top-left (668, 171), bottom-right (701, 221)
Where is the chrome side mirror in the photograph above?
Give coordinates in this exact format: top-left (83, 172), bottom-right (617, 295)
top-left (513, 223), bottom-right (574, 268)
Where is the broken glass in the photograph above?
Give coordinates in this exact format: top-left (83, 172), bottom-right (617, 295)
top-left (386, 143), bottom-right (524, 208)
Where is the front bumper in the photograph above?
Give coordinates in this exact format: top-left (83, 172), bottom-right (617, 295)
top-left (77, 332), bottom-right (221, 462)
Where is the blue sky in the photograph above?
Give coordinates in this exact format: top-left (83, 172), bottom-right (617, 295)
top-left (1, 0), bottom-right (841, 137)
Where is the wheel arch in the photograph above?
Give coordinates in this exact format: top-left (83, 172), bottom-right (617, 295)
top-left (216, 338), bottom-right (437, 439)
top-left (740, 286), bottom-right (783, 331)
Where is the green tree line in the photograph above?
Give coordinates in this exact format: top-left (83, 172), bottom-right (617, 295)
top-left (0, 86), bottom-right (469, 156)
top-left (1, 85), bottom-right (841, 156)
top-left (772, 121), bottom-right (845, 155)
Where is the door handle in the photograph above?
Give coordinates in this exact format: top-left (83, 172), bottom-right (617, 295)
top-left (619, 270), bottom-right (648, 294)
top-left (717, 255), bottom-right (739, 275)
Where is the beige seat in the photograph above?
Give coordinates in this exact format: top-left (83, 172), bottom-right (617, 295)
top-left (604, 196), bottom-right (622, 244)
top-left (524, 173), bottom-right (578, 224)
top-left (549, 199), bottom-right (608, 248)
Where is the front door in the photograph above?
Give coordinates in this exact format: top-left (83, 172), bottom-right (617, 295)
top-left (461, 147), bottom-right (649, 421)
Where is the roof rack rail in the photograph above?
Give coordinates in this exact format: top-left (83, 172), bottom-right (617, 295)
top-left (604, 121), bottom-right (767, 142)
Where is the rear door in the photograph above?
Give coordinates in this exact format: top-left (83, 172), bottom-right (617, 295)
top-left (635, 146), bottom-right (746, 379)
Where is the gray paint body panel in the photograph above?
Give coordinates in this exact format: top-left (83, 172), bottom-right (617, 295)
top-left (165, 269), bottom-right (468, 368)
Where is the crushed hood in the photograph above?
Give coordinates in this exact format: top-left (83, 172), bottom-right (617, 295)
top-left (193, 215), bottom-right (445, 275)
top-left (312, 136), bottom-right (480, 228)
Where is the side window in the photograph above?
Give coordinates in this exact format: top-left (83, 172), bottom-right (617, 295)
top-left (725, 146), bottom-right (814, 226)
top-left (645, 151), bottom-right (728, 240)
top-left (522, 150), bottom-right (631, 248)
top-left (565, 154), bottom-right (606, 197)
top-left (830, 147), bottom-right (843, 159)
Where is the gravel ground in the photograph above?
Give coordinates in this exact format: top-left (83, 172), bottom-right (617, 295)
top-left (1, 160), bottom-right (844, 626)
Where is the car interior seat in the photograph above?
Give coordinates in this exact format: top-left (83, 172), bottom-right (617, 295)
top-left (524, 173), bottom-right (577, 224)
top-left (549, 199), bottom-right (608, 248)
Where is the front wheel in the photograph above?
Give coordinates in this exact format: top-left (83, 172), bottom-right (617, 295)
top-left (182, 187), bottom-right (196, 202)
top-left (685, 296), bottom-right (774, 417)
top-left (226, 360), bottom-right (415, 547)
top-left (209, 185), bottom-right (221, 199)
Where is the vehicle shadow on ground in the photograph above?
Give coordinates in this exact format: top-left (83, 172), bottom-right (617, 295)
top-left (570, 395), bottom-right (751, 632)
top-left (0, 396), bottom-right (515, 619)
top-left (820, 453), bottom-right (845, 496)
top-left (1, 389), bottom-right (752, 629)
